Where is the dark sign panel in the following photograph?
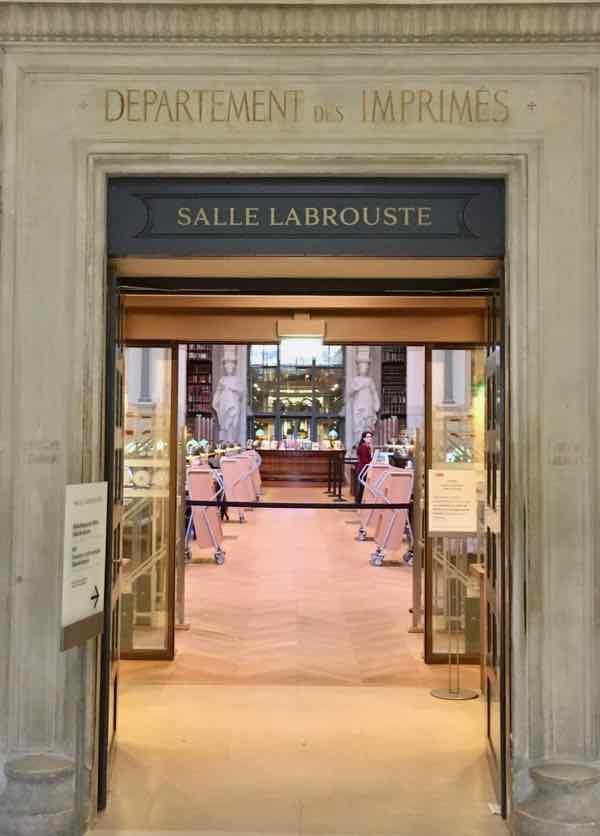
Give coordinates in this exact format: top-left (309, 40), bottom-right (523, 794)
top-left (107, 178), bottom-right (504, 258)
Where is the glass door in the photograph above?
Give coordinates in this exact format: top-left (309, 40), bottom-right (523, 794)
top-left (425, 347), bottom-right (486, 665)
top-left (484, 292), bottom-right (508, 814)
top-left (120, 346), bottom-right (178, 659)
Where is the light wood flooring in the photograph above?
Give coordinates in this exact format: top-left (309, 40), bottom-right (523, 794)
top-left (103, 487), bottom-right (502, 835)
top-left (122, 486), bottom-right (477, 691)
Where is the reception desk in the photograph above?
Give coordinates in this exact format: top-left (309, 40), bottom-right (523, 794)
top-left (258, 448), bottom-right (345, 484)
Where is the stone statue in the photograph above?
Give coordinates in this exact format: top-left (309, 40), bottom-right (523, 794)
top-left (349, 355), bottom-right (380, 438)
top-left (212, 354), bottom-right (244, 442)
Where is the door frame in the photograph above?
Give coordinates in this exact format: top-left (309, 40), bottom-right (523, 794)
top-left (93, 157), bottom-right (523, 825)
top-left (118, 340), bottom-right (181, 663)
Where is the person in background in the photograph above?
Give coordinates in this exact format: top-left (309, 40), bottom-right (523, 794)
top-left (355, 430), bottom-right (374, 504)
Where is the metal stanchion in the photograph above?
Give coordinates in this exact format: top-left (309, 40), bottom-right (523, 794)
top-left (408, 428), bottom-right (424, 634)
top-left (324, 457), bottom-right (334, 495)
top-left (176, 428), bottom-right (190, 631)
top-left (333, 452), bottom-right (347, 502)
top-left (431, 537), bottom-right (478, 701)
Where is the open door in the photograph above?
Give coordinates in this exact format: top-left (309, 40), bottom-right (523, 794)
top-left (98, 269), bottom-right (124, 810)
top-left (484, 285), bottom-right (508, 814)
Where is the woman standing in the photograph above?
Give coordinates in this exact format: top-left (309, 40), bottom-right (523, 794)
top-left (355, 430), bottom-right (374, 504)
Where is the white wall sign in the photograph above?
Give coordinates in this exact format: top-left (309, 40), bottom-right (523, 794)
top-left (61, 482), bottom-right (107, 649)
top-left (428, 469), bottom-right (478, 535)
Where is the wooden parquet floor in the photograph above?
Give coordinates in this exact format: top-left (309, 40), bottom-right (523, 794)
top-left (122, 485), bottom-right (478, 690)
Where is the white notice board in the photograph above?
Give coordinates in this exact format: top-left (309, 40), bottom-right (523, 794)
top-left (428, 469), bottom-right (478, 535)
top-left (61, 482), bottom-right (107, 649)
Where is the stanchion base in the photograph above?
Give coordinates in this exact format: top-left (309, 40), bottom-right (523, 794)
top-left (408, 626), bottom-right (424, 634)
top-left (431, 688), bottom-right (479, 701)
top-left (175, 622), bottom-right (191, 631)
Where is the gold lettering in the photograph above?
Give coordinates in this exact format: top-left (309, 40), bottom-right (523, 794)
top-left (268, 90), bottom-right (287, 121)
top-left (245, 207), bottom-right (259, 226)
top-left (340, 207), bottom-right (360, 226)
top-left (493, 89), bottom-right (510, 123)
top-left (143, 89), bottom-right (158, 122)
top-left (398, 207), bottom-right (416, 225)
top-left (252, 90), bottom-right (266, 122)
top-left (126, 89), bottom-right (142, 122)
top-left (177, 207), bottom-right (192, 227)
top-left (105, 90), bottom-right (125, 122)
top-left (175, 89), bottom-right (194, 122)
top-left (383, 207), bottom-right (398, 226)
top-left (212, 207), bottom-right (228, 226)
top-left (293, 91), bottom-right (303, 122)
top-left (269, 208), bottom-right (284, 226)
top-left (304, 207), bottom-right (321, 226)
top-left (418, 207), bottom-right (432, 226)
top-left (475, 88), bottom-right (491, 122)
top-left (449, 91), bottom-right (473, 123)
top-left (211, 90), bottom-right (225, 122)
top-left (193, 208), bottom-right (210, 226)
top-left (154, 91), bottom-right (174, 122)
top-left (371, 90), bottom-right (395, 122)
top-left (400, 89), bottom-right (415, 122)
top-left (418, 89), bottom-right (438, 122)
top-left (361, 207), bottom-right (380, 226)
top-left (284, 207), bottom-right (301, 226)
top-left (195, 90), bottom-right (207, 121)
top-left (228, 207), bottom-right (243, 226)
top-left (322, 207), bottom-right (339, 226)
top-left (438, 88), bottom-right (448, 123)
top-left (227, 91), bottom-right (250, 122)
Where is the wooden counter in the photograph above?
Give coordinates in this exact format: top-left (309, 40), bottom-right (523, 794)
top-left (258, 448), bottom-right (345, 484)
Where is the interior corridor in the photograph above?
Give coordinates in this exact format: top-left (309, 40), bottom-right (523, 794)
top-left (94, 486), bottom-right (506, 836)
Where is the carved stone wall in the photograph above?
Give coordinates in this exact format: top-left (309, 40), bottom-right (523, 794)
top-left (1, 5), bottom-right (600, 836)
top-left (0, 2), bottom-right (600, 45)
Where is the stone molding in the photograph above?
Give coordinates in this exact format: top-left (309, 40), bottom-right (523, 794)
top-left (2, 2), bottom-right (600, 45)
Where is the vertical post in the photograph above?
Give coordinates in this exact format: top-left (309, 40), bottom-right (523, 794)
top-left (431, 537), bottom-right (478, 701)
top-left (166, 345), bottom-right (179, 658)
top-left (424, 346), bottom-right (434, 661)
top-left (334, 450), bottom-right (346, 502)
top-left (409, 427), bottom-right (424, 634)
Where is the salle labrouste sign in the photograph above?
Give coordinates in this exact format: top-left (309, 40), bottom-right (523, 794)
top-left (107, 178), bottom-right (504, 258)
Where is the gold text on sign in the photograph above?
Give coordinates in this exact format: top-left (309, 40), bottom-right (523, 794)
top-left (105, 88), bottom-right (304, 123)
top-left (361, 88), bottom-right (510, 124)
top-left (176, 206), bottom-right (433, 228)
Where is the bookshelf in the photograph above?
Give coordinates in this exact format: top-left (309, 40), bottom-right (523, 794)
top-left (381, 345), bottom-right (407, 424)
top-left (186, 344), bottom-right (213, 433)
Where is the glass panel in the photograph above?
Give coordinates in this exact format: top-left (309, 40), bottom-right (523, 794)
top-left (317, 344), bottom-right (344, 366)
top-left (280, 367), bottom-right (313, 414)
top-left (430, 348), bottom-right (486, 658)
top-left (250, 417), bottom-right (276, 442)
top-left (281, 417), bottom-right (311, 441)
top-left (250, 366), bottom-right (278, 413)
top-left (313, 367), bottom-right (344, 414)
top-left (280, 337), bottom-right (322, 366)
top-left (249, 344), bottom-right (278, 366)
top-left (316, 418), bottom-right (343, 444)
top-left (121, 347), bottom-right (173, 655)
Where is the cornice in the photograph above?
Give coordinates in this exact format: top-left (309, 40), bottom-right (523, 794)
top-left (2, 2), bottom-right (600, 45)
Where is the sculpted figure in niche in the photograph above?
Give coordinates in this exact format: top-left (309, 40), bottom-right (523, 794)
top-left (213, 354), bottom-right (244, 442)
top-left (349, 355), bottom-right (380, 439)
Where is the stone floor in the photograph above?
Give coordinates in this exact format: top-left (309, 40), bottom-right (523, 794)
top-left (94, 486), bottom-right (507, 836)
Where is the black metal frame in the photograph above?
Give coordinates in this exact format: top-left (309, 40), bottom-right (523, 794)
top-left (98, 269), bottom-right (121, 811)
